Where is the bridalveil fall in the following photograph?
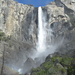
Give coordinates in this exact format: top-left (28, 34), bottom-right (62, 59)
top-left (18, 7), bottom-right (56, 74)
top-left (0, 0), bottom-right (75, 75)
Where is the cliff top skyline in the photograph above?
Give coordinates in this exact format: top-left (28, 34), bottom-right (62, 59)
top-left (15, 0), bottom-right (54, 7)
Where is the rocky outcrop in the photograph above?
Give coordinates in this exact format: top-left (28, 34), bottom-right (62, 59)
top-left (31, 53), bottom-right (75, 75)
top-left (55, 0), bottom-right (75, 26)
top-left (44, 0), bottom-right (75, 56)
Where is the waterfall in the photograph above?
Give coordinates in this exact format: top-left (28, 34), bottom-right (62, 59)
top-left (37, 7), bottom-right (46, 53)
top-left (37, 7), bottom-right (55, 56)
top-left (17, 7), bottom-right (54, 74)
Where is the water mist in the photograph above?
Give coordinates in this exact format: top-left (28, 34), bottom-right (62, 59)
top-left (18, 7), bottom-right (61, 74)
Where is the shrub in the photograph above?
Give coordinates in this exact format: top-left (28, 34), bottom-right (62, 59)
top-left (0, 30), bottom-right (9, 41)
top-left (31, 56), bottom-right (75, 75)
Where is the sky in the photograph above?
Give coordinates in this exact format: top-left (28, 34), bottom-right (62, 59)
top-left (15, 0), bottom-right (54, 7)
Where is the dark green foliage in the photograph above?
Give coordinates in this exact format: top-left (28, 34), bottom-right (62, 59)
top-left (31, 56), bottom-right (75, 75)
top-left (0, 30), bottom-right (10, 41)
top-left (0, 31), bottom-right (5, 36)
top-left (0, 30), bottom-right (5, 41)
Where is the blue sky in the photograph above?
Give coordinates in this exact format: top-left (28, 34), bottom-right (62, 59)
top-left (15, 0), bottom-right (54, 7)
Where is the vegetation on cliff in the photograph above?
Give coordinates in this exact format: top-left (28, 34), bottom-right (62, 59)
top-left (31, 56), bottom-right (75, 75)
top-left (0, 30), bottom-right (5, 41)
top-left (0, 30), bottom-right (10, 41)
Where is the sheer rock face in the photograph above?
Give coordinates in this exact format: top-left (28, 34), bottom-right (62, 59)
top-left (0, 0), bottom-right (37, 74)
top-left (0, 0), bottom-right (37, 44)
top-left (55, 0), bottom-right (75, 26)
top-left (45, 0), bottom-right (75, 56)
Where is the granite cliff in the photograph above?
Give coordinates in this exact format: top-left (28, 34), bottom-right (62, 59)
top-left (0, 0), bottom-right (37, 74)
top-left (0, 0), bottom-right (75, 75)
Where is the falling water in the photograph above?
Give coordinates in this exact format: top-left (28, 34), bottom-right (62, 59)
top-left (18, 7), bottom-right (55, 74)
top-left (37, 7), bottom-right (46, 53)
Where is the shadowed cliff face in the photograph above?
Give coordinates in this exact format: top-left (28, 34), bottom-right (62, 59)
top-left (0, 0), bottom-right (75, 75)
top-left (21, 7), bottom-right (38, 44)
